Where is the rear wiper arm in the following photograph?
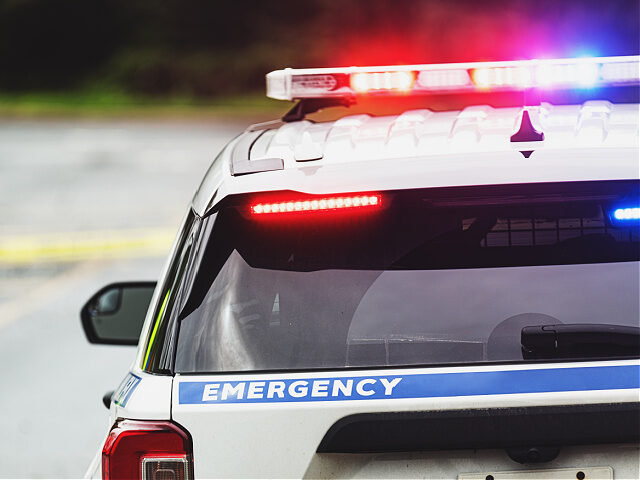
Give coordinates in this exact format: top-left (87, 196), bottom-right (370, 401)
top-left (521, 324), bottom-right (640, 359)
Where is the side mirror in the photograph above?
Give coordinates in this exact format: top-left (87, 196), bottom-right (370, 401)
top-left (81, 282), bottom-right (156, 345)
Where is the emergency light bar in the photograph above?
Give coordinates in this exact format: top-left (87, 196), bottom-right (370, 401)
top-left (267, 56), bottom-right (640, 100)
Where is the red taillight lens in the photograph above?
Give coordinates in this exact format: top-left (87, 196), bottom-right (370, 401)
top-left (251, 194), bottom-right (382, 215)
top-left (102, 420), bottom-right (193, 480)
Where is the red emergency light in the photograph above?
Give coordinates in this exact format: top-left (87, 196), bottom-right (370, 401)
top-left (251, 194), bottom-right (382, 215)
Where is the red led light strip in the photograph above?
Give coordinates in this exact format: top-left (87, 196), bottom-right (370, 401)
top-left (251, 194), bottom-right (381, 215)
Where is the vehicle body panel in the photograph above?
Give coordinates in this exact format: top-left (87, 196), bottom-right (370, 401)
top-left (304, 444), bottom-right (639, 479)
top-left (87, 98), bottom-right (639, 478)
top-left (172, 360), bottom-right (639, 478)
top-left (84, 371), bottom-right (173, 478)
top-left (193, 103), bottom-right (639, 216)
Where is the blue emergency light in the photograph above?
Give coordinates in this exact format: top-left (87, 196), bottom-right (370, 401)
top-left (612, 206), bottom-right (640, 222)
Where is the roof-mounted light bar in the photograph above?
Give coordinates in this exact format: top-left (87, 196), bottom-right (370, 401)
top-left (266, 56), bottom-right (640, 100)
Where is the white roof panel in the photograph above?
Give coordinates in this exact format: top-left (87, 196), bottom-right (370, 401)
top-left (192, 102), bottom-right (639, 215)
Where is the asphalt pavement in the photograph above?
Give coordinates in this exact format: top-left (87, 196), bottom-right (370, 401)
top-left (0, 119), bottom-right (240, 477)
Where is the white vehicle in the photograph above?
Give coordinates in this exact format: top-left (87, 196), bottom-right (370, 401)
top-left (82, 56), bottom-right (640, 479)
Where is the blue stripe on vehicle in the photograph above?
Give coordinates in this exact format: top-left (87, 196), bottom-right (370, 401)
top-left (177, 364), bottom-right (640, 405)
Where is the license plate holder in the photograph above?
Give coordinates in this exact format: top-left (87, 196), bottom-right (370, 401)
top-left (459, 466), bottom-right (613, 480)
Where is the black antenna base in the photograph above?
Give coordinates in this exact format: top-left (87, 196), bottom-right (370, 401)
top-left (511, 110), bottom-right (544, 142)
top-left (282, 97), bottom-right (355, 122)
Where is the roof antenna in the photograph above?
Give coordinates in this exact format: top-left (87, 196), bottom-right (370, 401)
top-left (511, 109), bottom-right (544, 143)
top-left (511, 105), bottom-right (544, 158)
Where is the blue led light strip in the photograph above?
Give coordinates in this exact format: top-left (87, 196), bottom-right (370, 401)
top-left (613, 207), bottom-right (640, 221)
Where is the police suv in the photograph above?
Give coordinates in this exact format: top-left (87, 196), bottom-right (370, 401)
top-left (82, 56), bottom-right (640, 479)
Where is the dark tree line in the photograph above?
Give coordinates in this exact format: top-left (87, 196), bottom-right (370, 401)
top-left (0, 0), bottom-right (637, 96)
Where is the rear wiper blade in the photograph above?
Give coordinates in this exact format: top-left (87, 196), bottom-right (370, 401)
top-left (521, 324), bottom-right (640, 359)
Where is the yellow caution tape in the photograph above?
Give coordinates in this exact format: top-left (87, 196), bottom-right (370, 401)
top-left (0, 228), bottom-right (175, 264)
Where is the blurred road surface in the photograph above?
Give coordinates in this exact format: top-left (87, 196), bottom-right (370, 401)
top-left (0, 119), bottom-right (240, 477)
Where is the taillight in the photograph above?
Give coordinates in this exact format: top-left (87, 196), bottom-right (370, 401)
top-left (102, 419), bottom-right (193, 480)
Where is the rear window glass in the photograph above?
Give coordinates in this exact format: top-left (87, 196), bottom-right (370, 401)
top-left (174, 181), bottom-right (639, 373)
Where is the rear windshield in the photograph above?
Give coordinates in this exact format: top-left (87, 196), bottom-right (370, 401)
top-left (174, 181), bottom-right (639, 373)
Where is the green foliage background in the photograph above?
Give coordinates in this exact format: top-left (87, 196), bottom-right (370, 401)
top-left (0, 0), bottom-right (637, 106)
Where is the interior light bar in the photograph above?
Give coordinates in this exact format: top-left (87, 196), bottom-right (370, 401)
top-left (266, 56), bottom-right (640, 100)
top-left (251, 194), bottom-right (382, 215)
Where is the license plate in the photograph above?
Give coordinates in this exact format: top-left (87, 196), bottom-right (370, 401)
top-left (459, 466), bottom-right (613, 480)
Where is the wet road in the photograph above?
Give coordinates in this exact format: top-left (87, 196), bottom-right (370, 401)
top-left (0, 119), bottom-right (240, 477)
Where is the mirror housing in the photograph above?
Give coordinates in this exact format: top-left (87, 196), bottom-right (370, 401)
top-left (81, 282), bottom-right (156, 346)
top-left (103, 390), bottom-right (115, 409)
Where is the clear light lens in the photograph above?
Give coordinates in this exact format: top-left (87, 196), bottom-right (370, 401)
top-left (600, 61), bottom-right (640, 82)
top-left (577, 62), bottom-right (600, 86)
top-left (141, 457), bottom-right (188, 480)
top-left (472, 66), bottom-right (533, 88)
top-left (534, 63), bottom-right (599, 87)
top-left (472, 62), bottom-right (601, 89)
top-left (251, 194), bottom-right (381, 215)
top-left (613, 207), bottom-right (640, 220)
top-left (350, 71), bottom-right (415, 93)
top-left (416, 69), bottom-right (471, 89)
